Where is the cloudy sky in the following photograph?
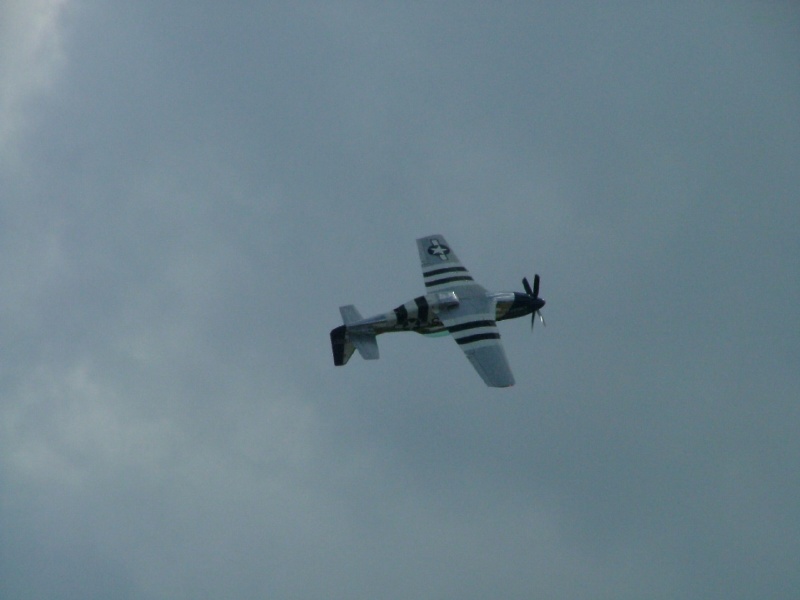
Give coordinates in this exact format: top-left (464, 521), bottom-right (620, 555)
top-left (2, 2), bottom-right (799, 598)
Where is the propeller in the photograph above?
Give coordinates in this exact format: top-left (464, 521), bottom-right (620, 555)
top-left (522, 274), bottom-right (546, 331)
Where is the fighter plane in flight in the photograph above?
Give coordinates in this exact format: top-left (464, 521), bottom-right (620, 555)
top-left (329, 234), bottom-right (546, 387)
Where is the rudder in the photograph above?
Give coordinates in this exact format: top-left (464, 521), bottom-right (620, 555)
top-left (330, 325), bottom-right (355, 366)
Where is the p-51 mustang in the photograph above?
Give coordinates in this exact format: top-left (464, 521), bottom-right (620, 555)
top-left (330, 235), bottom-right (546, 387)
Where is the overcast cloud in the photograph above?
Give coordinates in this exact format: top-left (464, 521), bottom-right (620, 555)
top-left (1, 2), bottom-right (799, 599)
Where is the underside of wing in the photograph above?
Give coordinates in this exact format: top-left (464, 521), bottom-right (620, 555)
top-left (438, 297), bottom-right (515, 388)
top-left (415, 235), bottom-right (515, 388)
top-left (417, 234), bottom-right (484, 295)
top-left (463, 344), bottom-right (515, 388)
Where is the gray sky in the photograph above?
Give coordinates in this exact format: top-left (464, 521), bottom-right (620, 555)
top-left (2, 2), bottom-right (799, 598)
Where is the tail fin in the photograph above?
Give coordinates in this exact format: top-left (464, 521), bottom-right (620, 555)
top-left (331, 305), bottom-right (380, 363)
top-left (330, 325), bottom-right (355, 366)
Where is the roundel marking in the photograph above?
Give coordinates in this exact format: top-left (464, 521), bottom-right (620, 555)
top-left (427, 239), bottom-right (450, 261)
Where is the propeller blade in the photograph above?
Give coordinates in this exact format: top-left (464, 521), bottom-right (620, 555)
top-left (532, 274), bottom-right (540, 298)
top-left (537, 310), bottom-right (546, 327)
top-left (522, 277), bottom-right (533, 297)
top-left (531, 312), bottom-right (536, 331)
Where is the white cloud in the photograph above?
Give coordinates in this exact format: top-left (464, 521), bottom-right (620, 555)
top-left (0, 0), bottom-right (70, 166)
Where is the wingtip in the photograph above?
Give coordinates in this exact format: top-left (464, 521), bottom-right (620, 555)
top-left (491, 381), bottom-right (515, 389)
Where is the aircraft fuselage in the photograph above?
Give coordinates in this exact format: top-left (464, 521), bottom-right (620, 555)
top-left (368, 291), bottom-right (544, 337)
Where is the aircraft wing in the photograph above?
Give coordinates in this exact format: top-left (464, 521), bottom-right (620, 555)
top-left (417, 234), bottom-right (485, 296)
top-left (416, 235), bottom-right (515, 388)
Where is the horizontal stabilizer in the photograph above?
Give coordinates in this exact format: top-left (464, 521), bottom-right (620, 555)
top-left (333, 305), bottom-right (381, 363)
top-left (340, 305), bottom-right (363, 326)
top-left (350, 332), bottom-right (379, 360)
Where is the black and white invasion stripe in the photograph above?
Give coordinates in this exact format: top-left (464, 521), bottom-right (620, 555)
top-left (422, 264), bottom-right (474, 292)
top-left (392, 296), bottom-right (436, 330)
top-left (445, 315), bottom-right (501, 349)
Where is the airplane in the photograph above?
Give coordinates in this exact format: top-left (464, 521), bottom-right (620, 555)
top-left (329, 234), bottom-right (546, 387)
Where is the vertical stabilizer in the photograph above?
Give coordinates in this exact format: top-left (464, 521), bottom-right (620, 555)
top-left (339, 305), bottom-right (363, 326)
top-left (330, 325), bottom-right (355, 366)
top-left (336, 305), bottom-right (380, 361)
